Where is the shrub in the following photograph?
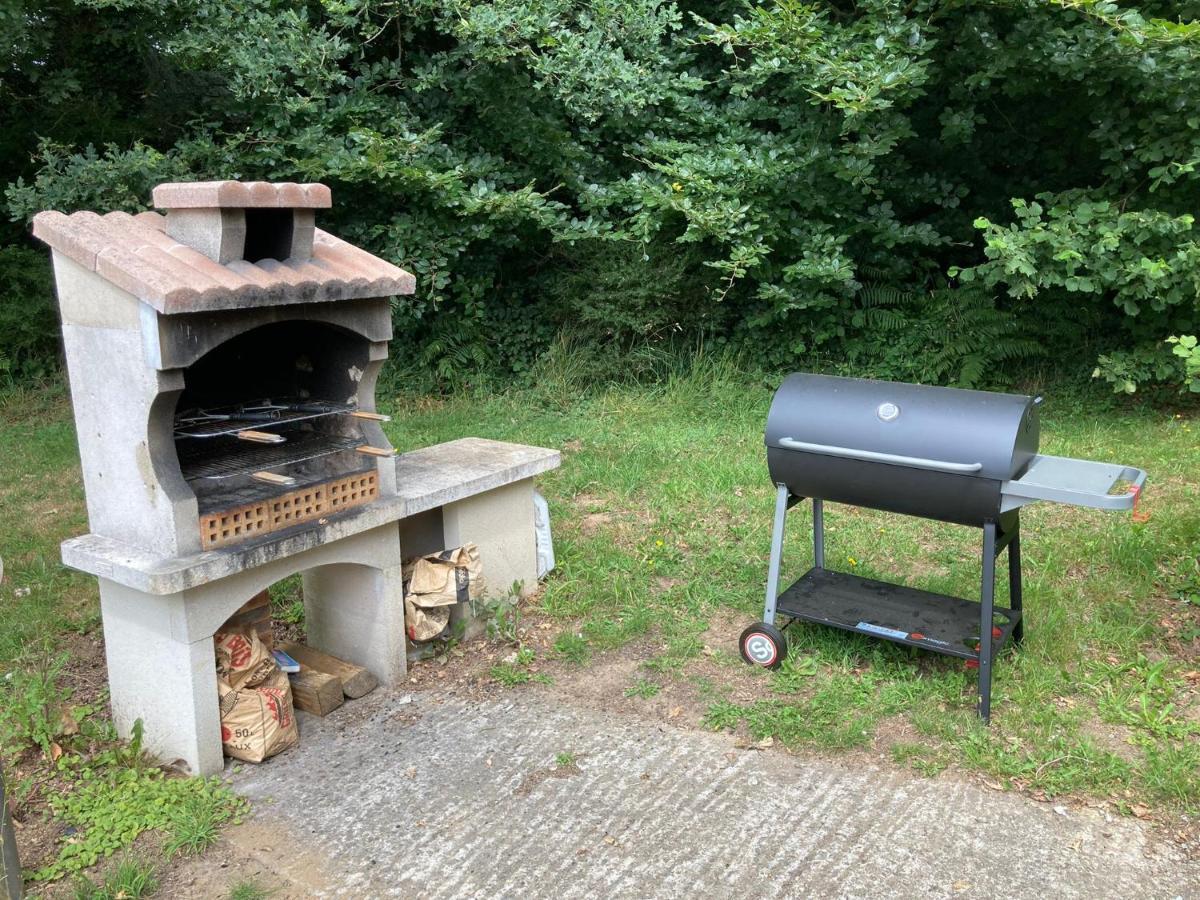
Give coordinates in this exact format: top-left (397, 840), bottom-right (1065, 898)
top-left (4, 1), bottom-right (1200, 391)
top-left (0, 246), bottom-right (59, 385)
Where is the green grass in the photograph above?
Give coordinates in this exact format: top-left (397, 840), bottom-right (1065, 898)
top-left (71, 855), bottom-right (158, 900)
top-left (228, 880), bottom-right (273, 900)
top-left (162, 784), bottom-right (234, 858)
top-left (553, 631), bottom-right (590, 664)
top-left (2, 360), bottom-right (1199, 821)
top-left (0, 386), bottom-right (93, 661)
top-left (368, 357), bottom-right (1200, 810)
top-left (624, 678), bottom-right (661, 699)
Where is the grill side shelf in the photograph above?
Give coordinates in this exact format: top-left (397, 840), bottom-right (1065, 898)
top-left (776, 568), bottom-right (1020, 660)
top-left (1001, 454), bottom-right (1146, 511)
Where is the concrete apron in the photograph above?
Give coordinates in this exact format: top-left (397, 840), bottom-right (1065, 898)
top-left (228, 691), bottom-right (1197, 899)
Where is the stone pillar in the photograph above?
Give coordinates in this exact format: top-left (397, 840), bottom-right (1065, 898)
top-left (441, 479), bottom-right (539, 601)
top-left (302, 559), bottom-right (407, 686)
top-left (99, 580), bottom-right (228, 777)
top-left (439, 479), bottom-right (540, 640)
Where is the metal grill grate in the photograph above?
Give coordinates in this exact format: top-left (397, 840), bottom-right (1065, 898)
top-left (178, 432), bottom-right (361, 481)
top-left (174, 398), bottom-right (357, 439)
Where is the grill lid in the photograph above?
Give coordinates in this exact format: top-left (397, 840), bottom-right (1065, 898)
top-left (765, 373), bottom-right (1039, 482)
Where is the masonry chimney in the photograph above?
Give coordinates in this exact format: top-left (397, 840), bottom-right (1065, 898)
top-left (152, 181), bottom-right (332, 265)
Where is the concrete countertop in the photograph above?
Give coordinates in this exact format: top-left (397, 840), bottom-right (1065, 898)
top-left (61, 437), bottom-right (560, 595)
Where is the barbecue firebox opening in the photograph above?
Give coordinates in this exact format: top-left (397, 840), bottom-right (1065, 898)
top-left (173, 321), bottom-right (386, 547)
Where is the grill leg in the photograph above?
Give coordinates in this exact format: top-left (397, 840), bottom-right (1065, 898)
top-left (812, 498), bottom-right (825, 570)
top-left (978, 520), bottom-right (997, 722)
top-left (763, 484), bottom-right (790, 627)
top-left (1009, 527), bottom-right (1024, 646)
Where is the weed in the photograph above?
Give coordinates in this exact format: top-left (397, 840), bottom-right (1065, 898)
top-left (553, 632), bottom-right (590, 665)
top-left (489, 664), bottom-right (531, 686)
top-left (624, 678), bottom-right (661, 699)
top-left (71, 854), bottom-right (158, 900)
top-left (228, 880), bottom-right (273, 900)
top-left (771, 653), bottom-right (821, 695)
top-left (485, 597), bottom-right (522, 645)
top-left (555, 751), bottom-right (577, 767)
top-left (0, 649), bottom-right (72, 757)
top-left (163, 785), bottom-right (235, 857)
top-left (268, 575), bottom-right (305, 629)
top-left (1172, 556), bottom-right (1200, 607)
top-left (33, 746), bottom-right (245, 881)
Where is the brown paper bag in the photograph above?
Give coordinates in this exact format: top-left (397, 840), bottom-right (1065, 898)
top-left (215, 628), bottom-right (276, 690)
top-left (217, 667), bottom-right (299, 763)
top-left (404, 544), bottom-right (484, 642)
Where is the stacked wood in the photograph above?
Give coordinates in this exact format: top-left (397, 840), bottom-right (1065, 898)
top-left (288, 665), bottom-right (344, 717)
top-left (279, 641), bottom-right (378, 699)
top-left (220, 590), bottom-right (273, 649)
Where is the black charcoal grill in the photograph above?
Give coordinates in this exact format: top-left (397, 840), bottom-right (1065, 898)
top-left (741, 373), bottom-right (1147, 719)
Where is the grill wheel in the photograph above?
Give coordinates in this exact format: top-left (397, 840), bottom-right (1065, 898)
top-left (739, 622), bottom-right (787, 669)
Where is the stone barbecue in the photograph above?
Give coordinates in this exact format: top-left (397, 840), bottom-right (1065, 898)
top-left (34, 181), bottom-right (561, 775)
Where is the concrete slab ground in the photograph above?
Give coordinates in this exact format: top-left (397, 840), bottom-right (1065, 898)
top-left (224, 689), bottom-right (1199, 899)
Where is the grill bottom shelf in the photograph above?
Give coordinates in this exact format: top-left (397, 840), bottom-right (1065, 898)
top-left (777, 568), bottom-right (1020, 660)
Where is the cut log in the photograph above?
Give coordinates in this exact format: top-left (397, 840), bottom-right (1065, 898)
top-left (288, 665), bottom-right (344, 717)
top-left (278, 641), bottom-right (378, 699)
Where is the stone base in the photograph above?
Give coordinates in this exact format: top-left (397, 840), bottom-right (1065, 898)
top-left (100, 523), bottom-right (405, 776)
top-left (76, 438), bottom-right (561, 776)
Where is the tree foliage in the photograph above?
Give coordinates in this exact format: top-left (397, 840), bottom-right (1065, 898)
top-left (3, 0), bottom-right (1200, 390)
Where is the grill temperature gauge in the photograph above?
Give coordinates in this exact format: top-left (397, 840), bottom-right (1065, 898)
top-left (877, 402), bottom-right (900, 422)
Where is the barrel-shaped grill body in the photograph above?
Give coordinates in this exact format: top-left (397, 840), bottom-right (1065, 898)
top-left (765, 374), bottom-right (1039, 526)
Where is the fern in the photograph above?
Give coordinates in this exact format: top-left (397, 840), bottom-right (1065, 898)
top-left (848, 283), bottom-right (1041, 387)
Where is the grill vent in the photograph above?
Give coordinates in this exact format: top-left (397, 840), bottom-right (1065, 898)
top-left (200, 472), bottom-right (379, 550)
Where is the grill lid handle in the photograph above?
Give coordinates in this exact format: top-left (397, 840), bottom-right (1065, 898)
top-left (777, 438), bottom-right (984, 474)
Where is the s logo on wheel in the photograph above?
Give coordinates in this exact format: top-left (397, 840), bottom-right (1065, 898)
top-left (743, 633), bottom-right (777, 665)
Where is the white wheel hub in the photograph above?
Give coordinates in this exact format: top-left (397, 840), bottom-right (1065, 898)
top-left (744, 633), bottom-right (777, 665)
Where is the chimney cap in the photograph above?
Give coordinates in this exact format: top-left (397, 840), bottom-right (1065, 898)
top-left (152, 180), bottom-right (332, 210)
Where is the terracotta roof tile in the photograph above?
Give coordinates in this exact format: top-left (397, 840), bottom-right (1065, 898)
top-left (151, 180), bottom-right (334, 210)
top-left (32, 209), bottom-right (414, 315)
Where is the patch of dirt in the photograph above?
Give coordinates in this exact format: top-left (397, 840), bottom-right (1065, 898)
top-left (570, 491), bottom-right (605, 511)
top-left (871, 715), bottom-right (920, 755)
top-left (513, 757), bottom-right (585, 798)
top-left (57, 630), bottom-right (108, 711)
top-left (1079, 718), bottom-right (1143, 764)
top-left (578, 512), bottom-right (614, 536)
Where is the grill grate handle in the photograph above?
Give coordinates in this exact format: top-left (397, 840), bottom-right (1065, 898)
top-left (777, 438), bottom-right (984, 475)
